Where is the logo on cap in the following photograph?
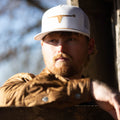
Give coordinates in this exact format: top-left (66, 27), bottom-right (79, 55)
top-left (48, 14), bottom-right (75, 23)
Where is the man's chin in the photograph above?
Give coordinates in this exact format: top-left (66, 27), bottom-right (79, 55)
top-left (55, 61), bottom-right (69, 68)
top-left (50, 65), bottom-right (76, 77)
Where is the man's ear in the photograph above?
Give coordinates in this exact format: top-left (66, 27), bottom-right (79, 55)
top-left (41, 40), bottom-right (43, 46)
top-left (88, 38), bottom-right (95, 55)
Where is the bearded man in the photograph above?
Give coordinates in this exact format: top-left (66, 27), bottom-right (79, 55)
top-left (0, 5), bottom-right (119, 120)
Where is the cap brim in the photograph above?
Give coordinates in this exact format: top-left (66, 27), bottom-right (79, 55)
top-left (34, 29), bottom-right (90, 40)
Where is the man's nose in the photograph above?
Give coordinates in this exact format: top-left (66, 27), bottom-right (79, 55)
top-left (57, 42), bottom-right (65, 53)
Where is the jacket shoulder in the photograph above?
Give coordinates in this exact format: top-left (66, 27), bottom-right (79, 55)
top-left (4, 73), bottom-right (36, 84)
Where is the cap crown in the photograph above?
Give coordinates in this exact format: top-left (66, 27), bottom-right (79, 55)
top-left (34, 5), bottom-right (90, 40)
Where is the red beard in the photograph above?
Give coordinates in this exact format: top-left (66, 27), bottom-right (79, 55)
top-left (48, 53), bottom-right (77, 77)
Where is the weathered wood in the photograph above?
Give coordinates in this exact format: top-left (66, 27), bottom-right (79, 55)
top-left (67, 0), bottom-right (117, 89)
top-left (0, 106), bottom-right (113, 120)
top-left (67, 0), bottom-right (79, 7)
top-left (115, 0), bottom-right (120, 90)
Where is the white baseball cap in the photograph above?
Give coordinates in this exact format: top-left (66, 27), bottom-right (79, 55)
top-left (34, 5), bottom-right (90, 40)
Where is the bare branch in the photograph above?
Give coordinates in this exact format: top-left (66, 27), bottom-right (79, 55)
top-left (26, 0), bottom-right (47, 11)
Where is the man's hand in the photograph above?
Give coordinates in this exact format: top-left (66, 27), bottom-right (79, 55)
top-left (91, 80), bottom-right (120, 120)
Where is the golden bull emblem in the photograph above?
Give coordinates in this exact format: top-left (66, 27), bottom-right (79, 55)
top-left (48, 15), bottom-right (76, 23)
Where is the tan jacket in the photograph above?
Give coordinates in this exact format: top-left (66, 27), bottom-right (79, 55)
top-left (0, 68), bottom-right (92, 107)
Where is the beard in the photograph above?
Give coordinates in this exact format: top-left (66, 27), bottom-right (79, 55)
top-left (46, 53), bottom-right (79, 77)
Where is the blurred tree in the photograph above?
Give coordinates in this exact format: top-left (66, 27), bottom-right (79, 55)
top-left (0, 0), bottom-right (66, 86)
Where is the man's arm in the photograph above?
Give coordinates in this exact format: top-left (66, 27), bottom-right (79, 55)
top-left (0, 73), bottom-right (36, 106)
top-left (91, 80), bottom-right (120, 120)
top-left (0, 72), bottom-right (92, 107)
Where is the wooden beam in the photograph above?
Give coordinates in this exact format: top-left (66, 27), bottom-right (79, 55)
top-left (115, 0), bottom-right (120, 91)
top-left (0, 106), bottom-right (113, 120)
top-left (67, 0), bottom-right (79, 7)
top-left (66, 0), bottom-right (118, 89)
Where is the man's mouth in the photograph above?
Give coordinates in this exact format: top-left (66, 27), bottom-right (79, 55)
top-left (53, 53), bottom-right (72, 63)
top-left (56, 57), bottom-right (69, 61)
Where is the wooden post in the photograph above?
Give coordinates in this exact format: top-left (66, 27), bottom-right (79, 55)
top-left (66, 0), bottom-right (118, 89)
top-left (115, 0), bottom-right (120, 91)
top-left (67, 0), bottom-right (79, 7)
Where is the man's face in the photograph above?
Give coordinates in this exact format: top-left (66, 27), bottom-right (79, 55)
top-left (41, 32), bottom-right (92, 77)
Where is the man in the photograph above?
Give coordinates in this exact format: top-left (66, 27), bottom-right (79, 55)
top-left (0, 5), bottom-right (119, 120)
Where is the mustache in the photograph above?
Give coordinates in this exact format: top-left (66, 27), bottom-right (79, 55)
top-left (53, 53), bottom-right (72, 62)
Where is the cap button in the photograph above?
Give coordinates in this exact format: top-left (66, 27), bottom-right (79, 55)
top-left (75, 93), bottom-right (81, 99)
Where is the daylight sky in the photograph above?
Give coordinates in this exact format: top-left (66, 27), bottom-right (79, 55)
top-left (0, 0), bottom-right (66, 86)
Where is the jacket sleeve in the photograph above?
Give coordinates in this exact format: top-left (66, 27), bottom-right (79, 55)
top-left (0, 73), bottom-right (93, 107)
top-left (0, 73), bottom-right (35, 106)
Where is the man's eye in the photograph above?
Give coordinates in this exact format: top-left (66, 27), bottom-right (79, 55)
top-left (47, 39), bottom-right (58, 45)
top-left (67, 38), bottom-right (75, 42)
top-left (49, 39), bottom-right (56, 42)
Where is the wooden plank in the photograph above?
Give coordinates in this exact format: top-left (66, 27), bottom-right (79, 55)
top-left (0, 106), bottom-right (113, 120)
